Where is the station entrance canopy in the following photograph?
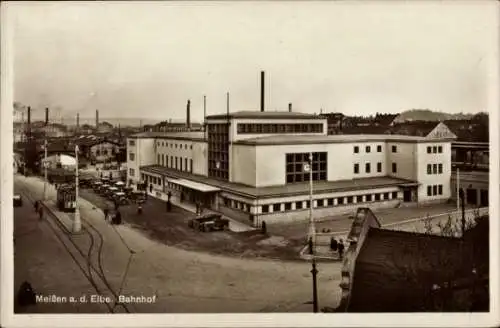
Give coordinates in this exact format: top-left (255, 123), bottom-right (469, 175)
top-left (167, 178), bottom-right (220, 193)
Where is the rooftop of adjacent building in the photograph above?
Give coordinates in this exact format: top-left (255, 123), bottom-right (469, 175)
top-left (205, 110), bottom-right (322, 120)
top-left (235, 133), bottom-right (456, 145)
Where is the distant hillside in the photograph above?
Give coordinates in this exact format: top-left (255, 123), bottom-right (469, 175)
top-left (394, 109), bottom-right (479, 123)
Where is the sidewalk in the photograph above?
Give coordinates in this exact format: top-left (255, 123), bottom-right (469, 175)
top-left (146, 189), bottom-right (256, 233)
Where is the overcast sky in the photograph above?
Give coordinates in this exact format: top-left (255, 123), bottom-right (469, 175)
top-left (9, 1), bottom-right (498, 121)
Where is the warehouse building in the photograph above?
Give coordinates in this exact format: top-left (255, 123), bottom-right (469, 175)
top-left (127, 110), bottom-right (457, 227)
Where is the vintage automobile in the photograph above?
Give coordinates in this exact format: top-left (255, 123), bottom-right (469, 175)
top-left (113, 191), bottom-right (129, 205)
top-left (129, 191), bottom-right (146, 203)
top-left (13, 194), bottom-right (23, 207)
top-left (188, 213), bottom-right (230, 232)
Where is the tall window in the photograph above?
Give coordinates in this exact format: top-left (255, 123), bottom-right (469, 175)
top-left (438, 163), bottom-right (443, 174)
top-left (262, 205), bottom-right (269, 213)
top-left (285, 152), bottom-right (327, 183)
top-left (166, 156), bottom-right (169, 167)
top-left (392, 145), bottom-right (397, 153)
top-left (365, 163), bottom-right (371, 173)
top-left (180, 158), bottom-right (183, 171)
top-left (157, 154), bottom-right (161, 164)
top-left (184, 158), bottom-right (188, 172)
top-left (427, 146), bottom-right (432, 154)
top-left (438, 146), bottom-right (443, 153)
top-left (208, 123), bottom-right (230, 180)
top-left (433, 164), bottom-right (437, 174)
top-left (427, 164), bottom-right (432, 174)
top-left (377, 145), bottom-right (382, 152)
top-left (190, 159), bottom-right (193, 173)
top-left (354, 146), bottom-right (359, 154)
top-left (427, 186), bottom-right (432, 196)
top-left (377, 162), bottom-right (382, 173)
top-left (354, 163), bottom-right (359, 174)
top-left (392, 162), bottom-right (397, 173)
top-left (162, 154), bottom-right (165, 166)
top-left (438, 185), bottom-right (443, 195)
top-left (129, 152), bottom-right (135, 161)
top-left (433, 146), bottom-right (437, 153)
top-left (366, 146), bottom-right (371, 153)
top-left (129, 168), bottom-right (135, 176)
top-left (433, 185), bottom-right (438, 195)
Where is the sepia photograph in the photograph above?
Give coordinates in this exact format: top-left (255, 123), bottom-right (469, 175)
top-left (1, 1), bottom-right (499, 327)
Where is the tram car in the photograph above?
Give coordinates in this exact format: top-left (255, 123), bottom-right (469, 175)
top-left (47, 167), bottom-right (75, 185)
top-left (57, 184), bottom-right (76, 212)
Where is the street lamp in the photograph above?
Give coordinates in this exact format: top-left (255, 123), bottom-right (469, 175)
top-left (73, 144), bottom-right (81, 233)
top-left (43, 139), bottom-right (48, 200)
top-left (304, 152), bottom-right (319, 313)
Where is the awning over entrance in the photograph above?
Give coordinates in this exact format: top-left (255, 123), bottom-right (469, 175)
top-left (170, 178), bottom-right (220, 193)
top-left (398, 182), bottom-right (419, 187)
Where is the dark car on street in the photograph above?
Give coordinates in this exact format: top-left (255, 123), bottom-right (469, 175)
top-left (188, 213), bottom-right (230, 232)
top-left (14, 194), bottom-right (23, 207)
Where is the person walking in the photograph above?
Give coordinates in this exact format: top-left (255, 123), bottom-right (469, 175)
top-left (330, 237), bottom-right (338, 252)
top-left (338, 239), bottom-right (345, 260)
top-left (103, 208), bottom-right (109, 222)
top-left (37, 206), bottom-right (43, 221)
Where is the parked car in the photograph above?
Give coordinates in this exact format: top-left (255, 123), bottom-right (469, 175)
top-left (113, 191), bottom-right (129, 205)
top-left (14, 194), bottom-right (23, 207)
top-left (188, 213), bottom-right (229, 232)
top-left (129, 191), bottom-right (146, 203)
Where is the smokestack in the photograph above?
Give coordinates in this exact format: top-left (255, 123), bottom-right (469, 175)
top-left (260, 71), bottom-right (265, 112)
top-left (186, 100), bottom-right (191, 129)
top-left (76, 113), bottom-right (80, 130)
top-left (288, 103), bottom-right (292, 112)
top-left (27, 106), bottom-right (31, 126)
top-left (227, 92), bottom-right (230, 116)
top-left (203, 95), bottom-right (207, 121)
top-left (45, 107), bottom-right (49, 126)
top-left (96, 109), bottom-right (99, 127)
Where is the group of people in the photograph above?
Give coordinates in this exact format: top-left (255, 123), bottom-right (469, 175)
top-left (330, 237), bottom-right (346, 259)
top-left (103, 207), bottom-right (122, 225)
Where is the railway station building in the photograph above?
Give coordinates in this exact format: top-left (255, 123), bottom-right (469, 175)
top-left (127, 111), bottom-right (457, 227)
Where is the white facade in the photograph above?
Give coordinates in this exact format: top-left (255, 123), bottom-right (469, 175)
top-left (127, 137), bottom-right (155, 184)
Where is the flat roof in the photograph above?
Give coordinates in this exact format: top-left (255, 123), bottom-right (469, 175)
top-left (140, 165), bottom-right (417, 199)
top-left (172, 178), bottom-right (220, 193)
top-left (130, 131), bottom-right (205, 141)
top-left (234, 134), bottom-right (456, 145)
top-left (206, 110), bottom-right (323, 120)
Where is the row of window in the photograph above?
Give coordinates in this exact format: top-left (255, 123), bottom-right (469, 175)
top-left (142, 173), bottom-right (163, 186)
top-left (354, 145), bottom-right (397, 154)
top-left (222, 191), bottom-right (400, 215)
top-left (261, 191), bottom-right (400, 213)
top-left (237, 123), bottom-right (323, 134)
top-left (427, 184), bottom-right (444, 196)
top-left (354, 162), bottom-right (397, 174)
top-left (427, 145), bottom-right (443, 154)
top-left (427, 163), bottom-right (444, 175)
top-left (157, 141), bottom-right (193, 150)
top-left (157, 153), bottom-right (193, 173)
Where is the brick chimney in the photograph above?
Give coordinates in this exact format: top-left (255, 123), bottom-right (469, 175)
top-left (186, 100), bottom-right (191, 129)
top-left (260, 71), bottom-right (265, 112)
top-left (96, 109), bottom-right (99, 127)
top-left (288, 103), bottom-right (292, 112)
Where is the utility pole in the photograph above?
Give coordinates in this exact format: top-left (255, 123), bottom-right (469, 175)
top-left (456, 167), bottom-right (460, 212)
top-left (43, 107), bottom-right (49, 201)
top-left (305, 152), bottom-right (318, 313)
top-left (459, 188), bottom-right (465, 237)
top-left (73, 144), bottom-right (81, 233)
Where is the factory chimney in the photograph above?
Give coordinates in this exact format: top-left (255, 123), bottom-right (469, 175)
top-left (45, 107), bottom-right (49, 126)
top-left (96, 109), bottom-right (99, 127)
top-left (27, 106), bottom-right (31, 130)
top-left (288, 103), bottom-right (292, 112)
top-left (76, 113), bottom-right (80, 131)
top-left (186, 100), bottom-right (191, 129)
top-left (260, 71), bottom-right (265, 112)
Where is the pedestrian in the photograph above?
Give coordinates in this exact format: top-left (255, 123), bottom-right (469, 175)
top-left (338, 239), bottom-right (345, 260)
top-left (34, 200), bottom-right (39, 212)
top-left (330, 237), bottom-right (338, 252)
top-left (17, 281), bottom-right (36, 307)
top-left (103, 208), bottom-right (109, 222)
top-left (167, 191), bottom-right (172, 201)
top-left (38, 206), bottom-right (43, 221)
top-left (166, 200), bottom-right (172, 212)
top-left (113, 211), bottom-right (122, 225)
